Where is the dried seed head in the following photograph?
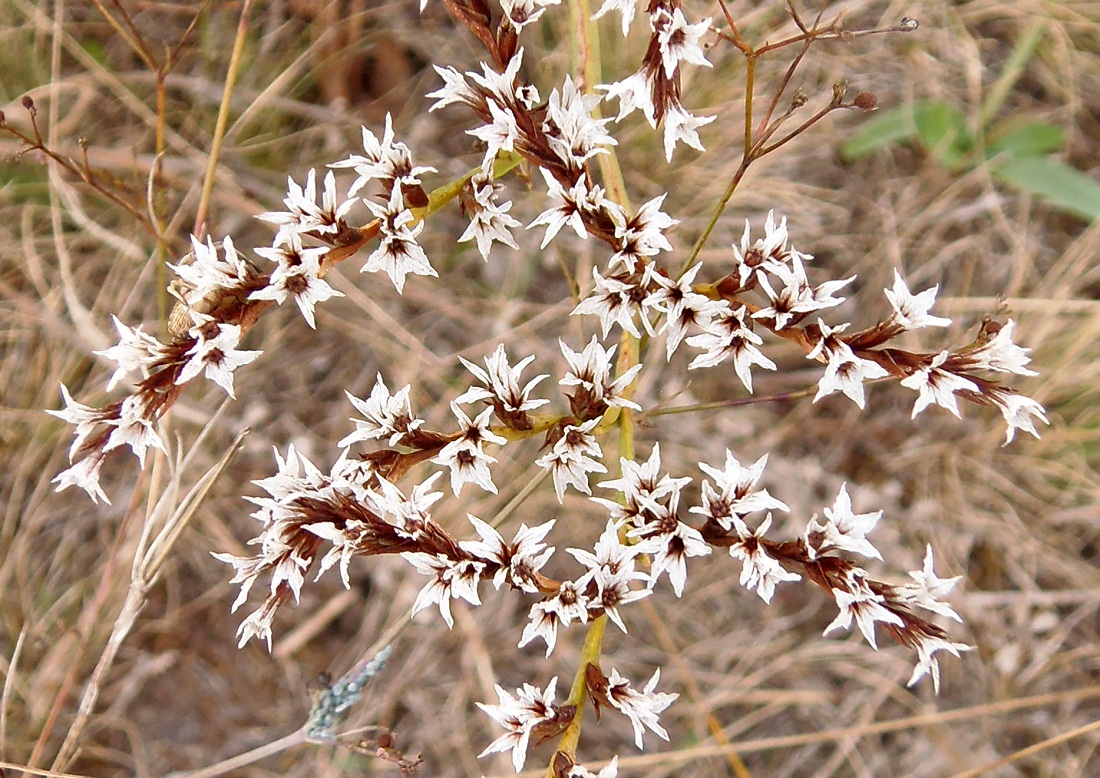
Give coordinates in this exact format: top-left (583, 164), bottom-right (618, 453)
top-left (854, 92), bottom-right (878, 111)
top-left (21, 95), bottom-right (34, 110)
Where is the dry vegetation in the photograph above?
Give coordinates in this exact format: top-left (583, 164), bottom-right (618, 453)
top-left (2, 0), bottom-right (1100, 776)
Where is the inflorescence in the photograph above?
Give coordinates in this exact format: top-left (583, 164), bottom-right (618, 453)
top-left (44, 1), bottom-right (1046, 773)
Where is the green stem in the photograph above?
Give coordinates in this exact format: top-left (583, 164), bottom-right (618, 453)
top-left (550, 613), bottom-right (607, 772)
top-left (572, 0), bottom-right (631, 211)
top-left (743, 56), bottom-right (756, 157)
top-left (682, 48), bottom-right (758, 274)
top-left (682, 158), bottom-right (750, 274)
top-left (548, 13), bottom-right (643, 772)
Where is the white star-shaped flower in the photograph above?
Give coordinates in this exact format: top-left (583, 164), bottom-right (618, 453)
top-left (519, 579), bottom-right (590, 657)
top-left (823, 571), bottom-right (905, 649)
top-left (51, 454), bottom-right (109, 504)
top-left (807, 484), bottom-right (883, 560)
top-left (535, 417), bottom-right (607, 503)
top-left (477, 676), bottom-right (560, 772)
top-left (455, 344), bottom-right (550, 415)
top-left (543, 75), bottom-right (616, 165)
top-left (461, 515), bottom-right (556, 592)
top-left (631, 511), bottom-right (711, 596)
top-left (94, 316), bottom-right (168, 391)
top-left (257, 169), bottom-right (356, 247)
top-left (653, 7), bottom-right (713, 79)
top-left (969, 320), bottom-right (1038, 376)
top-left (528, 168), bottom-right (599, 248)
top-left (363, 187), bottom-right (437, 293)
top-left (169, 234), bottom-right (251, 304)
top-left (176, 314), bottom-right (262, 398)
top-left (592, 0), bottom-right (636, 36)
top-left (662, 103), bottom-right (715, 161)
top-left (469, 97), bottom-right (522, 174)
top-left (559, 336), bottom-right (643, 412)
top-left (602, 667), bottom-right (679, 748)
top-left (467, 48), bottom-right (526, 104)
top-left (807, 321), bottom-right (888, 409)
top-left (340, 374), bottom-right (424, 448)
top-left (986, 387), bottom-right (1048, 444)
top-left (48, 383), bottom-right (113, 460)
top-left (907, 634), bottom-right (972, 693)
top-left (431, 404), bottom-right (507, 495)
top-left (401, 552), bottom-right (485, 629)
top-left (330, 114), bottom-right (435, 195)
top-left (726, 514), bottom-right (801, 603)
top-left (885, 269), bottom-right (951, 330)
top-left (426, 64), bottom-right (479, 112)
top-left (459, 175), bottom-right (521, 260)
top-left (900, 351), bottom-right (979, 418)
top-left (691, 451), bottom-right (788, 531)
top-left (103, 394), bottom-right (165, 467)
top-left (686, 303), bottom-right (777, 391)
top-left (896, 545), bottom-right (964, 622)
top-left (500, 0), bottom-right (561, 32)
top-left (250, 235), bottom-right (343, 329)
top-left (572, 269), bottom-right (647, 338)
top-left (597, 70), bottom-right (656, 124)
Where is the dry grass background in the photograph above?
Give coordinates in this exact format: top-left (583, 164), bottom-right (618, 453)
top-left (2, 0), bottom-right (1100, 776)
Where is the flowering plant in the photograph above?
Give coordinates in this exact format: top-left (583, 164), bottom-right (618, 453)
top-left (29, 0), bottom-right (1049, 774)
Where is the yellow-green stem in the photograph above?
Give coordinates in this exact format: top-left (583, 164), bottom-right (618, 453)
top-left (571, 0), bottom-right (631, 211)
top-left (743, 56), bottom-right (756, 157)
top-left (193, 0), bottom-right (254, 238)
top-left (683, 158), bottom-right (749, 274)
top-left (154, 73), bottom-right (169, 328)
top-left (548, 11), bottom-right (642, 771)
top-left (550, 327), bottom-right (640, 772)
top-left (550, 613), bottom-right (607, 771)
top-left (616, 331), bottom-right (639, 461)
top-left (416, 151), bottom-right (525, 223)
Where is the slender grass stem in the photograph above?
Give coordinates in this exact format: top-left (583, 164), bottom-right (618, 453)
top-left (193, 0), bottom-right (254, 238)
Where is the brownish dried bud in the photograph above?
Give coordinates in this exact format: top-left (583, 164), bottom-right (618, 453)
top-left (0, 110), bottom-right (6, 125)
top-left (552, 751), bottom-right (575, 778)
top-left (401, 181), bottom-right (430, 210)
top-left (376, 730), bottom-right (393, 749)
top-left (977, 316), bottom-right (1003, 344)
top-left (791, 88), bottom-right (809, 109)
top-left (21, 95), bottom-right (34, 110)
top-left (530, 703), bottom-right (575, 744)
top-left (854, 92), bottom-right (878, 110)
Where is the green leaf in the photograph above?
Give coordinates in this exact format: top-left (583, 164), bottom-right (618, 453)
top-left (986, 120), bottom-right (1065, 159)
top-left (991, 156), bottom-right (1100, 222)
top-left (842, 98), bottom-right (966, 162)
top-left (913, 101), bottom-right (971, 167)
top-left (980, 20), bottom-right (1047, 127)
top-left (841, 103), bottom-right (921, 161)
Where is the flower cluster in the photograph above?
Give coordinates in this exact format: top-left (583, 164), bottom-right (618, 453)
top-left (42, 0), bottom-right (1051, 774)
top-left (597, 0), bottom-right (717, 160)
top-left (332, 117), bottom-right (438, 292)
